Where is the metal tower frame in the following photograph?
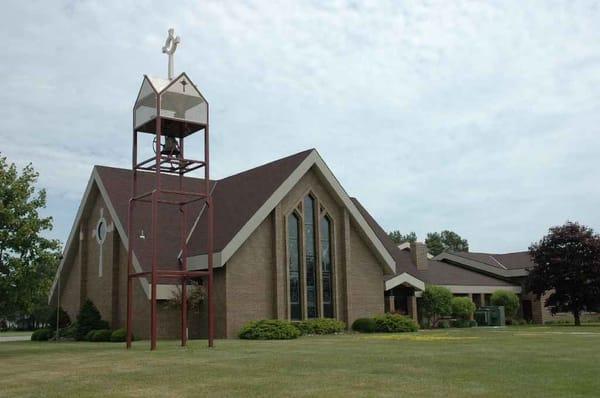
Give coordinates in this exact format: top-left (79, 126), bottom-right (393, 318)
top-left (125, 95), bottom-right (214, 350)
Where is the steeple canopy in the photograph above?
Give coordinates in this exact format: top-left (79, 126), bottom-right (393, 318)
top-left (133, 72), bottom-right (208, 138)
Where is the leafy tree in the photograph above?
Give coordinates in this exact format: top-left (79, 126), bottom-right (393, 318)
top-left (425, 230), bottom-right (469, 256)
top-left (388, 230), bottom-right (417, 245)
top-left (421, 285), bottom-right (453, 327)
top-left (490, 290), bottom-right (520, 320)
top-left (451, 297), bottom-right (476, 320)
top-left (0, 155), bottom-right (61, 327)
top-left (526, 221), bottom-right (600, 326)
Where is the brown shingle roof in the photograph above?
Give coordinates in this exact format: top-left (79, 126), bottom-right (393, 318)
top-left (95, 166), bottom-right (212, 272)
top-left (449, 251), bottom-right (535, 270)
top-left (418, 260), bottom-right (516, 286)
top-left (351, 198), bottom-right (519, 288)
top-left (95, 149), bottom-right (313, 271)
top-left (187, 149), bottom-right (313, 257)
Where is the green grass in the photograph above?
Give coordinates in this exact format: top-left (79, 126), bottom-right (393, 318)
top-left (1, 325), bottom-right (599, 397)
top-left (0, 331), bottom-right (33, 337)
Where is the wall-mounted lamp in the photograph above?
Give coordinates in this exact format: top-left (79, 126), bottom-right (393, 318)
top-left (139, 229), bottom-right (146, 240)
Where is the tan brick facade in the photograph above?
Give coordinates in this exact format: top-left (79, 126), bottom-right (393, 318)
top-left (58, 165), bottom-right (388, 339)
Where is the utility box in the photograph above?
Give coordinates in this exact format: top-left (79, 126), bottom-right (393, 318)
top-left (475, 306), bottom-right (506, 326)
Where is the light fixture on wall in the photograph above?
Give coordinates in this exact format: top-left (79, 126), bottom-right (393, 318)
top-left (139, 229), bottom-right (146, 240)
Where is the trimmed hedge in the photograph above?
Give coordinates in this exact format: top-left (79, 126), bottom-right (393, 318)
top-left (84, 330), bottom-right (96, 341)
top-left (53, 323), bottom-right (77, 340)
top-left (451, 297), bottom-right (476, 320)
top-left (374, 314), bottom-right (419, 333)
top-left (91, 329), bottom-right (112, 342)
top-left (491, 290), bottom-right (520, 320)
top-left (294, 318), bottom-right (345, 335)
top-left (31, 328), bottom-right (53, 341)
top-left (110, 328), bottom-right (134, 342)
top-left (239, 320), bottom-right (301, 340)
top-left (450, 319), bottom-right (478, 328)
top-left (352, 318), bottom-right (377, 333)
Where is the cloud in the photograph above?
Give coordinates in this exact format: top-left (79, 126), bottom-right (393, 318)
top-left (1, 1), bottom-right (599, 252)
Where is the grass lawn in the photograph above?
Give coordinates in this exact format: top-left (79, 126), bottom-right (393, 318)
top-left (1, 325), bottom-right (599, 397)
top-left (0, 331), bottom-right (33, 338)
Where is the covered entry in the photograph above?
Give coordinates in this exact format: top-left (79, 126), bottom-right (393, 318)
top-left (384, 272), bottom-right (425, 321)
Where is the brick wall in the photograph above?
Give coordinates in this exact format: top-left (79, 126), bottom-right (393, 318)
top-left (225, 216), bottom-right (275, 338)
top-left (346, 222), bottom-right (384, 323)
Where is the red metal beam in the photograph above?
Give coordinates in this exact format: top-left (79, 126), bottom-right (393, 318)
top-left (128, 85), bottom-right (214, 351)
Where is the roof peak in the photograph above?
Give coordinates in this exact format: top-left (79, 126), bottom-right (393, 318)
top-left (93, 148), bottom-right (316, 183)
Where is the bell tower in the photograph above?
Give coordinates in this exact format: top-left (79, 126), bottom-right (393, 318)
top-left (126, 29), bottom-right (215, 350)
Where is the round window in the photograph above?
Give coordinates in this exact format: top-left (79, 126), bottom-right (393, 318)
top-left (96, 219), bottom-right (107, 244)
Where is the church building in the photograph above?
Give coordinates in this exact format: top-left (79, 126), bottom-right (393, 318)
top-left (48, 149), bottom-right (398, 338)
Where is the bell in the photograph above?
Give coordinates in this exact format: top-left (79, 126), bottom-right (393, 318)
top-left (161, 136), bottom-right (181, 157)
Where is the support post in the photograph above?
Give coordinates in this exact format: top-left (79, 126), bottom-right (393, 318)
top-left (387, 296), bottom-right (395, 313)
top-left (407, 295), bottom-right (418, 322)
top-left (206, 116), bottom-right (215, 347)
top-left (150, 190), bottom-right (158, 350)
top-left (126, 130), bottom-right (137, 349)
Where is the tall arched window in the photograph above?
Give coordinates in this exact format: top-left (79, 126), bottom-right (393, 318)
top-left (288, 213), bottom-right (302, 320)
top-left (320, 215), bottom-right (334, 318)
top-left (304, 195), bottom-right (318, 318)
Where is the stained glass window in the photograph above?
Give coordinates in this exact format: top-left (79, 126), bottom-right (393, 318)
top-left (288, 213), bottom-right (301, 320)
top-left (321, 215), bottom-right (334, 318)
top-left (304, 196), bottom-right (318, 318)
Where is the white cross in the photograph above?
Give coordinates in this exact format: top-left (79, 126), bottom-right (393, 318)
top-left (162, 28), bottom-right (181, 80)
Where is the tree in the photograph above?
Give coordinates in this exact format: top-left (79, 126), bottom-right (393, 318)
top-left (425, 230), bottom-right (469, 256)
top-left (526, 221), bottom-right (600, 326)
top-left (388, 230), bottom-right (417, 245)
top-left (0, 155), bottom-right (61, 327)
top-left (75, 299), bottom-right (108, 340)
top-left (490, 290), bottom-right (520, 320)
top-left (421, 285), bottom-right (453, 327)
top-left (451, 297), bottom-right (476, 320)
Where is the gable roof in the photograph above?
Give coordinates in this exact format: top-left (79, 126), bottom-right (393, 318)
top-left (433, 251), bottom-right (532, 278)
top-left (187, 149), bottom-right (395, 273)
top-left (50, 149), bottom-right (396, 303)
top-left (449, 251), bottom-right (535, 271)
top-left (351, 198), bottom-right (522, 291)
top-left (186, 149), bottom-right (313, 257)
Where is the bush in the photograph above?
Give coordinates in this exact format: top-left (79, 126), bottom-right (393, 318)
top-left (451, 297), bottom-right (476, 320)
top-left (75, 300), bottom-right (109, 341)
top-left (53, 323), bottom-right (77, 340)
top-left (450, 319), bottom-right (473, 328)
top-left (31, 328), bottom-right (53, 341)
top-left (46, 307), bottom-right (71, 329)
top-left (110, 328), bottom-right (134, 342)
top-left (352, 318), bottom-right (377, 333)
top-left (421, 285), bottom-right (453, 327)
top-left (374, 314), bottom-right (419, 333)
top-left (85, 330), bottom-right (96, 341)
top-left (238, 320), bottom-right (301, 340)
top-left (294, 318), bottom-right (345, 335)
top-left (491, 290), bottom-right (520, 320)
top-left (91, 329), bottom-right (112, 342)
top-left (437, 320), bottom-right (451, 329)
top-left (468, 320), bottom-right (478, 327)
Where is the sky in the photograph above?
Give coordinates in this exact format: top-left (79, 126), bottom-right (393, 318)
top-left (1, 1), bottom-right (599, 253)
